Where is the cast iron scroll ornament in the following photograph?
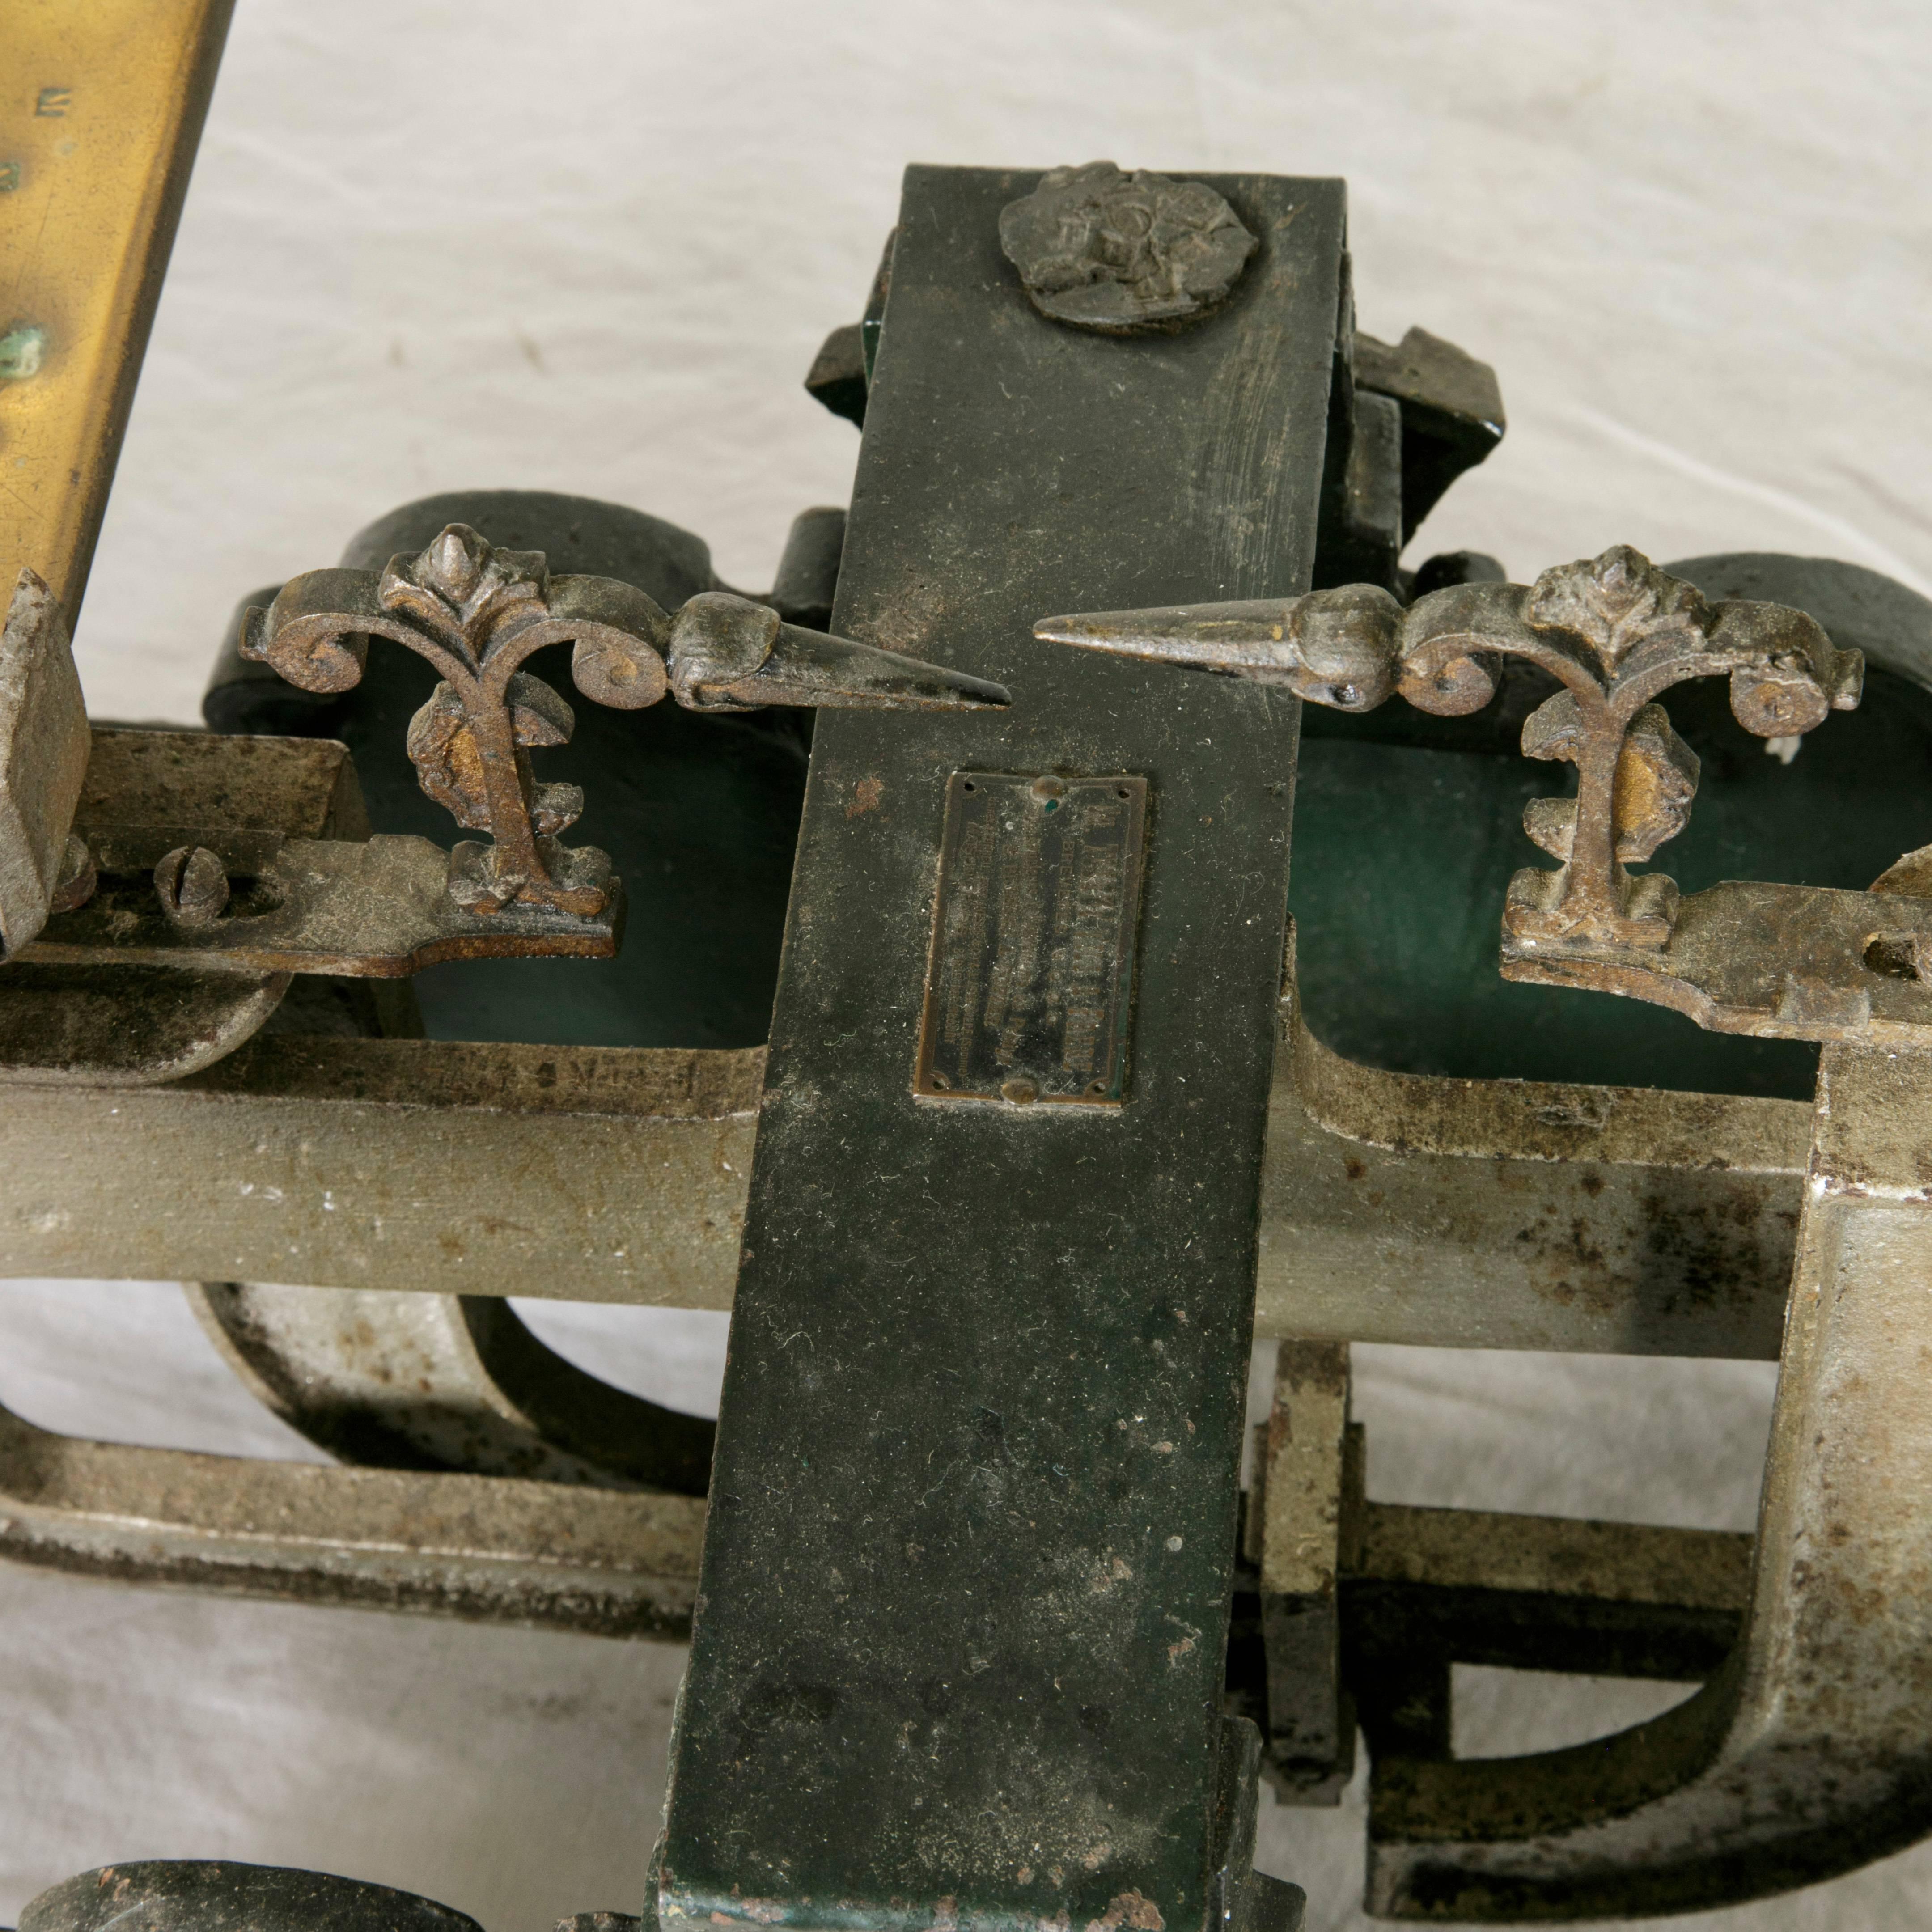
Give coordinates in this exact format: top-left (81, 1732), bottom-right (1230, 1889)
top-left (245, 523), bottom-right (1009, 919)
top-left (999, 161), bottom-right (1258, 333)
top-left (1036, 546), bottom-right (1863, 949)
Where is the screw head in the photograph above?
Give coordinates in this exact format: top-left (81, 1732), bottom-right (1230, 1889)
top-left (48, 835), bottom-right (96, 916)
top-left (154, 846), bottom-right (229, 926)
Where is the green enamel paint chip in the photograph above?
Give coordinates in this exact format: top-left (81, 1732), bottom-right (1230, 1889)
top-left (0, 327), bottom-right (47, 381)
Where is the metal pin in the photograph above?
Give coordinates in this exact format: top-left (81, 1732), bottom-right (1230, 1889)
top-left (668, 592), bottom-right (1011, 714)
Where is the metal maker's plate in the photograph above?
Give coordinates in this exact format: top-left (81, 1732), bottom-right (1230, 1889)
top-left (916, 771), bottom-right (1148, 1106)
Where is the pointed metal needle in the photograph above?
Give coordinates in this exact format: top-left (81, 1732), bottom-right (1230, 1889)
top-left (1035, 585), bottom-right (1411, 712)
top-left (669, 593), bottom-right (1010, 712)
top-left (1032, 599), bottom-right (1304, 681)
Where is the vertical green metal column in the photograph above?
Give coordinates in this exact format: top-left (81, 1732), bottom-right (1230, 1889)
top-left (659, 167), bottom-right (1345, 1932)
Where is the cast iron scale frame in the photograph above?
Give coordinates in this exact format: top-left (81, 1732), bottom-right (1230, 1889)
top-left (6, 8), bottom-right (1932, 1929)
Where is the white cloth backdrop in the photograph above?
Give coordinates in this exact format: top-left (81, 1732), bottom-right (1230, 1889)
top-left (6, 0), bottom-right (1932, 1924)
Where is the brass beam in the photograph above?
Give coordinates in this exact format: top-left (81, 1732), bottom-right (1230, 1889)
top-left (0, 0), bottom-right (235, 615)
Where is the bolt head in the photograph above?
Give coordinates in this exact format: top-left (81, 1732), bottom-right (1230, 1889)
top-left (154, 845), bottom-right (229, 926)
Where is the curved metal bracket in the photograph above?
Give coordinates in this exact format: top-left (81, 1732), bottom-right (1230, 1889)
top-left (188, 1281), bottom-right (714, 1496)
top-left (1362, 1035), bottom-right (1932, 1919)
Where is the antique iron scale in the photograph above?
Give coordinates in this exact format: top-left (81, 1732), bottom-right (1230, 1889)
top-left (6, 5), bottom-right (1932, 1928)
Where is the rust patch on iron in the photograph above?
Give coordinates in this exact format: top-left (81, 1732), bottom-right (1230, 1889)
top-left (1085, 1890), bottom-right (1165, 1932)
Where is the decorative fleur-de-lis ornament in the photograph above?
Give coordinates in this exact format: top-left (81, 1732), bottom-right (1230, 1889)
top-left (245, 524), bottom-right (1008, 919)
top-left (1034, 545), bottom-right (1863, 951)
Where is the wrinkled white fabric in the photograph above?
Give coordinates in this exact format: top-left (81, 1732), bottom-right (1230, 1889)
top-left (8, 0), bottom-right (1932, 1924)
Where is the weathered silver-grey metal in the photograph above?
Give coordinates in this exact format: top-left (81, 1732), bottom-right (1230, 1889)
top-left (997, 162), bottom-right (1258, 331)
top-left (0, 568), bottom-right (93, 956)
top-left (0, 1034), bottom-right (762, 1305)
top-left (29, 827), bottom-right (626, 977)
top-left (0, 1387), bottom-right (703, 1635)
top-left (1036, 546), bottom-right (1864, 950)
top-left (0, 727), bottom-right (380, 1083)
top-left (1501, 874), bottom-right (1932, 1044)
top-left (0, 960), bottom-right (292, 1086)
top-left (189, 1281), bottom-right (714, 1494)
top-left (1230, 1485), bottom-right (1753, 1797)
top-left (1355, 1501), bottom-right (1751, 1640)
top-left (0, 1003), bottom-right (1806, 1356)
top-left (0, 1303), bottom-right (1769, 1665)
top-left (1340, 845), bottom-right (1932, 1915)
top-left (21, 1860), bottom-right (484, 1932)
top-left (77, 724), bottom-right (372, 842)
top-left (4, 716), bottom-right (625, 1077)
top-left (1263, 937), bottom-right (1806, 1358)
top-left (243, 522), bottom-right (1008, 921)
top-left (1365, 1036), bottom-right (1932, 1919)
top-left (1252, 1341), bottom-right (1361, 1804)
top-left (1334, 1501), bottom-right (1752, 1785)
